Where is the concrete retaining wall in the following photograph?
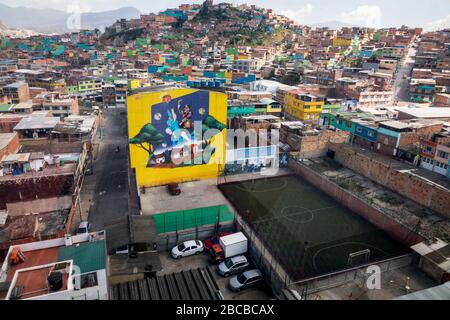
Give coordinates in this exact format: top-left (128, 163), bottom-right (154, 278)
top-left (288, 159), bottom-right (425, 247)
top-left (334, 144), bottom-right (450, 218)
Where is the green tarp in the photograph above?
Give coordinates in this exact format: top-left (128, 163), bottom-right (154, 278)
top-left (58, 240), bottom-right (106, 273)
top-left (153, 205), bottom-right (235, 234)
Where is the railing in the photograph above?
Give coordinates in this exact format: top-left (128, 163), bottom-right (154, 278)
top-left (286, 254), bottom-right (413, 296)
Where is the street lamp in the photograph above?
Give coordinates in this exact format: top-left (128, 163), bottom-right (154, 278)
top-left (301, 240), bottom-right (310, 300)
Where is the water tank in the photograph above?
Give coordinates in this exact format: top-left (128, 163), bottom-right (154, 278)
top-left (48, 272), bottom-right (63, 291)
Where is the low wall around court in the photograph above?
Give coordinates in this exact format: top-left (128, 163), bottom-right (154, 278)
top-left (335, 144), bottom-right (450, 218)
top-left (288, 159), bottom-right (425, 248)
top-left (288, 254), bottom-right (414, 295)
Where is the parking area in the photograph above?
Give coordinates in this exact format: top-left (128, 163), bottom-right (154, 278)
top-left (157, 251), bottom-right (273, 300)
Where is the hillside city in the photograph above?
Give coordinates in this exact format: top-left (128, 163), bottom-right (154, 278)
top-left (0, 0), bottom-right (449, 303)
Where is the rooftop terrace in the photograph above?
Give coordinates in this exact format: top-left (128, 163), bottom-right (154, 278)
top-left (0, 232), bottom-right (106, 300)
top-left (299, 157), bottom-right (450, 242)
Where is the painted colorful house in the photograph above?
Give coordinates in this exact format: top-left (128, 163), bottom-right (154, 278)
top-left (284, 90), bottom-right (324, 121)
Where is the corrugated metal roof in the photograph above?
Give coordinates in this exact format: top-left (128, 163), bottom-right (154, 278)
top-left (13, 116), bottom-right (59, 130)
top-left (1, 153), bottom-right (30, 163)
top-left (394, 282), bottom-right (450, 300)
top-left (110, 267), bottom-right (223, 300)
top-left (0, 133), bottom-right (17, 150)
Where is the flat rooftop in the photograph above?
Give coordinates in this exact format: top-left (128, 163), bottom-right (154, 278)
top-left (340, 144), bottom-right (450, 191)
top-left (395, 107), bottom-right (450, 119)
top-left (1, 233), bottom-right (106, 300)
top-left (299, 157), bottom-right (450, 242)
top-left (0, 162), bottom-right (76, 182)
top-left (304, 265), bottom-right (437, 300)
top-left (139, 170), bottom-right (291, 215)
top-left (395, 281), bottom-right (450, 300)
top-left (13, 116), bottom-right (59, 130)
top-left (0, 133), bottom-right (17, 150)
top-left (0, 210), bottom-right (69, 244)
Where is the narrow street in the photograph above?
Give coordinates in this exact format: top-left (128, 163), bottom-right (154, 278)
top-left (393, 42), bottom-right (417, 103)
top-left (76, 108), bottom-right (137, 232)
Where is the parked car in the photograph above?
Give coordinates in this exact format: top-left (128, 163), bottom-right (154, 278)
top-left (204, 231), bottom-right (233, 250)
top-left (76, 221), bottom-right (89, 235)
top-left (217, 255), bottom-right (250, 277)
top-left (171, 240), bottom-right (204, 259)
top-left (168, 183), bottom-right (181, 196)
top-left (114, 245), bottom-right (129, 255)
top-left (85, 165), bottom-right (93, 175)
top-left (229, 269), bottom-right (263, 292)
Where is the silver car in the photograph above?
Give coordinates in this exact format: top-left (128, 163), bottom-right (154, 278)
top-left (229, 269), bottom-right (263, 292)
top-left (217, 255), bottom-right (250, 277)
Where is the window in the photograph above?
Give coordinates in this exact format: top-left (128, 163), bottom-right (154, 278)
top-left (79, 272), bottom-right (98, 289)
top-left (437, 150), bottom-right (449, 159)
top-left (368, 131), bottom-right (375, 137)
top-left (356, 127), bottom-right (363, 133)
top-left (435, 161), bottom-right (448, 169)
top-left (423, 146), bottom-right (433, 154)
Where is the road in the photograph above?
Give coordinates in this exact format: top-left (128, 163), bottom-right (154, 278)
top-left (393, 43), bottom-right (417, 103)
top-left (82, 108), bottom-right (136, 231)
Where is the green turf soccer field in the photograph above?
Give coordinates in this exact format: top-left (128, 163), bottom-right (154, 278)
top-left (219, 175), bottom-right (409, 280)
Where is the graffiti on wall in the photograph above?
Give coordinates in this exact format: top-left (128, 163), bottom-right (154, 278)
top-left (127, 89), bottom-right (227, 187)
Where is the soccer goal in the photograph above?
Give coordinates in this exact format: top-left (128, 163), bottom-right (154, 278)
top-left (347, 249), bottom-right (371, 267)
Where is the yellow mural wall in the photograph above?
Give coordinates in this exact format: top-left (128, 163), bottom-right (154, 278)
top-left (127, 88), bottom-right (227, 187)
top-left (332, 38), bottom-right (352, 47)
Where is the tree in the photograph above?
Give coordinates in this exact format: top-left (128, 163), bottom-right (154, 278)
top-left (129, 123), bottom-right (165, 166)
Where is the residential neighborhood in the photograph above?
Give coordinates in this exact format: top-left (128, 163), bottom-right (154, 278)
top-left (0, 0), bottom-right (449, 308)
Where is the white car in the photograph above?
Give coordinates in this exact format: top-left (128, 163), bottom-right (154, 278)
top-left (76, 221), bottom-right (89, 235)
top-left (171, 240), bottom-right (204, 259)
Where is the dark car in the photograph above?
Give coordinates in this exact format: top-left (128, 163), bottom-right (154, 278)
top-left (204, 231), bottom-right (233, 250)
top-left (229, 269), bottom-right (263, 292)
top-left (168, 183), bottom-right (181, 196)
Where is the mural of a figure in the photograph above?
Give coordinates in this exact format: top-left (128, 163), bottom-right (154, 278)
top-left (129, 90), bottom-right (226, 168)
top-left (165, 107), bottom-right (190, 147)
top-left (178, 102), bottom-right (193, 131)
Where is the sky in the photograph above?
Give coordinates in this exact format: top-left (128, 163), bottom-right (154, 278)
top-left (1, 0), bottom-right (449, 30)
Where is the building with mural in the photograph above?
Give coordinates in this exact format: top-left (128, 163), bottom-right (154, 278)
top-left (127, 87), bottom-right (227, 187)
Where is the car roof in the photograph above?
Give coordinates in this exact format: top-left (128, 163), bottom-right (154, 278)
top-left (230, 255), bottom-right (248, 264)
top-left (78, 221), bottom-right (89, 228)
top-left (243, 269), bottom-right (262, 278)
top-left (183, 240), bottom-right (200, 246)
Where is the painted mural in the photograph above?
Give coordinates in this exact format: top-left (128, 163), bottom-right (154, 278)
top-left (127, 88), bottom-right (227, 187)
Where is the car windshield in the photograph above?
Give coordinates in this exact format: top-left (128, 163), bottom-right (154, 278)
top-left (237, 273), bottom-right (247, 284)
top-left (77, 228), bottom-right (87, 233)
top-left (225, 259), bottom-right (234, 268)
top-left (177, 243), bottom-right (186, 251)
